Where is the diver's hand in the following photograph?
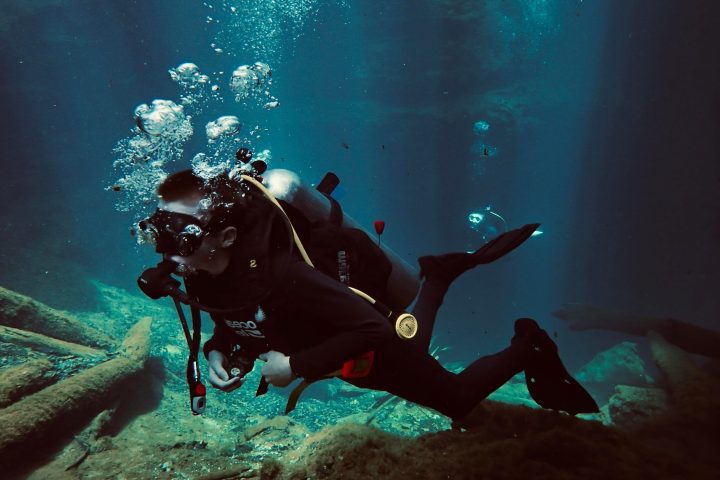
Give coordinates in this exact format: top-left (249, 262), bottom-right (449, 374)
top-left (258, 350), bottom-right (295, 387)
top-left (207, 350), bottom-right (243, 392)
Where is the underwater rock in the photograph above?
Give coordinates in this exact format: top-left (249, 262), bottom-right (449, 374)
top-left (0, 286), bottom-right (115, 349)
top-left (326, 379), bottom-right (368, 398)
top-left (487, 372), bottom-right (536, 408)
top-left (261, 402), bottom-right (687, 480)
top-left (0, 358), bottom-right (57, 408)
top-left (647, 330), bottom-right (714, 402)
top-left (242, 415), bottom-right (310, 460)
top-left (703, 357), bottom-right (720, 378)
top-left (0, 318), bottom-right (152, 473)
top-left (575, 341), bottom-right (655, 403)
top-left (607, 385), bottom-right (669, 428)
top-left (619, 331), bottom-right (720, 476)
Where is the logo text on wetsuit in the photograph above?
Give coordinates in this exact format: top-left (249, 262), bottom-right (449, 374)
top-left (224, 307), bottom-right (266, 338)
top-left (224, 319), bottom-right (265, 338)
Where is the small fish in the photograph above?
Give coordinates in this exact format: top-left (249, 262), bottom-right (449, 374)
top-left (341, 142), bottom-right (349, 149)
top-left (112, 185), bottom-right (122, 192)
top-left (129, 228), bottom-right (136, 237)
top-left (381, 144), bottom-right (385, 150)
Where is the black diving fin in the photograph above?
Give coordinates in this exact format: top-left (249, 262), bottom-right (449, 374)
top-left (419, 223), bottom-right (540, 283)
top-left (515, 318), bottom-right (599, 415)
top-left (470, 223), bottom-right (540, 264)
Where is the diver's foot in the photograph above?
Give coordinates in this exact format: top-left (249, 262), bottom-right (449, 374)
top-left (514, 318), bottom-right (599, 415)
top-left (418, 252), bottom-right (476, 284)
top-left (418, 223), bottom-right (541, 284)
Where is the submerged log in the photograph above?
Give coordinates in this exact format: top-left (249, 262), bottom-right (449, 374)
top-left (0, 317), bottom-right (152, 470)
top-left (0, 325), bottom-right (107, 358)
top-left (0, 359), bottom-right (57, 408)
top-left (0, 286), bottom-right (114, 349)
top-left (27, 408), bottom-right (118, 479)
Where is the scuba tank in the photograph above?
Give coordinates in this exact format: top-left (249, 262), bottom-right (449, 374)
top-left (262, 169), bottom-right (421, 310)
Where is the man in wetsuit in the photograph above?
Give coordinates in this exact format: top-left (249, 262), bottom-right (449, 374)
top-left (140, 169), bottom-right (597, 421)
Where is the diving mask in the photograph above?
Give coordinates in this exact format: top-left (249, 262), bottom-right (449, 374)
top-left (138, 209), bottom-right (209, 257)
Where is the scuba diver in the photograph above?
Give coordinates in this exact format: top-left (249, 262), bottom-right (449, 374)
top-left (137, 164), bottom-right (598, 421)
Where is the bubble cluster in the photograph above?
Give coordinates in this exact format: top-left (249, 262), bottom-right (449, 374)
top-left (168, 62), bottom-right (218, 113)
top-left (473, 120), bottom-right (490, 135)
top-left (169, 63), bottom-right (209, 87)
top-left (191, 152), bottom-right (231, 181)
top-left (134, 100), bottom-right (190, 137)
top-left (205, 115), bottom-right (248, 163)
top-left (469, 118), bottom-right (498, 176)
top-left (253, 149), bottom-right (272, 164)
top-left (229, 62), bottom-right (278, 107)
top-left (206, 115), bottom-right (241, 141)
top-left (470, 142), bottom-right (497, 157)
top-left (208, 0), bottom-right (321, 61)
top-left (111, 99), bottom-right (193, 213)
top-left (111, 56), bottom-right (275, 225)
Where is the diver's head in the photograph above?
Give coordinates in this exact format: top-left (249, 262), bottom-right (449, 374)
top-left (139, 169), bottom-right (247, 276)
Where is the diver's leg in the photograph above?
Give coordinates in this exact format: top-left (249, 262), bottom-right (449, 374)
top-left (353, 320), bottom-right (597, 420)
top-left (410, 223), bottom-right (540, 354)
top-left (408, 278), bottom-right (450, 354)
top-left (352, 334), bottom-right (532, 420)
top-left (349, 341), bottom-right (476, 420)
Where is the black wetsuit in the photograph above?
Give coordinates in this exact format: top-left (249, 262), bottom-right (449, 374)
top-left (187, 251), bottom-right (532, 421)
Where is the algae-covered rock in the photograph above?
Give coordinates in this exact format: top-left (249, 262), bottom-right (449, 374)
top-left (607, 385), bottom-right (669, 428)
top-left (488, 372), bottom-right (536, 408)
top-left (242, 415), bottom-right (310, 461)
top-left (575, 341), bottom-right (655, 403)
top-left (647, 330), bottom-right (714, 403)
top-left (262, 402), bottom-right (689, 480)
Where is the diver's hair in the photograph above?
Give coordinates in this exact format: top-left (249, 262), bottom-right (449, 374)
top-left (157, 169), bottom-right (205, 201)
top-left (157, 169), bottom-right (251, 231)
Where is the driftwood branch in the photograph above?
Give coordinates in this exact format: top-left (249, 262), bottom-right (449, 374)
top-left (0, 317), bottom-right (152, 469)
top-left (0, 359), bottom-right (57, 408)
top-left (0, 325), bottom-right (107, 358)
top-left (0, 286), bottom-right (114, 349)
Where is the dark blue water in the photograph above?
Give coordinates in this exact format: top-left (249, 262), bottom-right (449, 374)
top-left (0, 0), bottom-right (718, 374)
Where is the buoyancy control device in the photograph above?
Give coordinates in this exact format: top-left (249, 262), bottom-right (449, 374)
top-left (262, 169), bottom-right (420, 310)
